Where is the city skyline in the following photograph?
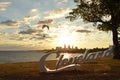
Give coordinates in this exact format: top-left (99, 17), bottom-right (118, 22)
top-left (56, 44), bottom-right (78, 50)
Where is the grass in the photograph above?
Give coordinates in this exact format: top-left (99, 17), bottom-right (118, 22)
top-left (0, 58), bottom-right (120, 80)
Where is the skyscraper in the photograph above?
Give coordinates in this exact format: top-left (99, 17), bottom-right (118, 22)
top-left (64, 44), bottom-right (66, 49)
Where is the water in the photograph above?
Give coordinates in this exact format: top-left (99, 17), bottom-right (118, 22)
top-left (0, 51), bottom-right (81, 64)
top-left (0, 51), bottom-right (57, 64)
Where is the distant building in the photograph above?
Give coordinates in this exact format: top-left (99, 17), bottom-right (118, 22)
top-left (72, 45), bottom-right (74, 49)
top-left (68, 45), bottom-right (71, 49)
top-left (55, 45), bottom-right (79, 52)
top-left (52, 48), bottom-right (54, 50)
top-left (64, 44), bottom-right (66, 49)
top-left (75, 46), bottom-right (78, 50)
top-left (56, 47), bottom-right (62, 51)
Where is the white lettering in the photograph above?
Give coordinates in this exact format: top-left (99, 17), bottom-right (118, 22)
top-left (40, 45), bottom-right (114, 73)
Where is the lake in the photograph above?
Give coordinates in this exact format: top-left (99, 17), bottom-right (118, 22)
top-left (0, 51), bottom-right (81, 64)
top-left (0, 51), bottom-right (57, 64)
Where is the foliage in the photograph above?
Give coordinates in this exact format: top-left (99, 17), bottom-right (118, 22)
top-left (66, 0), bottom-right (120, 59)
top-left (66, 0), bottom-right (120, 31)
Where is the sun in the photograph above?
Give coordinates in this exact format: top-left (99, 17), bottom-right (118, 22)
top-left (56, 29), bottom-right (76, 47)
top-left (58, 35), bottom-right (74, 46)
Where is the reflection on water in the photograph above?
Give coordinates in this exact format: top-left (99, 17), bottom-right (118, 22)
top-left (0, 51), bottom-right (81, 64)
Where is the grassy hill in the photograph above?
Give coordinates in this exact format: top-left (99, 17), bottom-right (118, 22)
top-left (0, 58), bottom-right (120, 80)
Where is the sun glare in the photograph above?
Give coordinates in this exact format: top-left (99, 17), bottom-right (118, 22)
top-left (59, 35), bottom-right (74, 46)
top-left (56, 29), bottom-right (76, 47)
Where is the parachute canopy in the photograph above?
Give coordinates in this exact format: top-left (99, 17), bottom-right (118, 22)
top-left (42, 25), bottom-right (49, 30)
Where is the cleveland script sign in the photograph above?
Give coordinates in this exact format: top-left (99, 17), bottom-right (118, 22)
top-left (40, 45), bottom-right (114, 73)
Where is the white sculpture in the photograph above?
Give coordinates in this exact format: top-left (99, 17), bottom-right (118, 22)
top-left (40, 45), bottom-right (114, 73)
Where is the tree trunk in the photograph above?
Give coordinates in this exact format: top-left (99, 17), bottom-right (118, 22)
top-left (112, 26), bottom-right (120, 59)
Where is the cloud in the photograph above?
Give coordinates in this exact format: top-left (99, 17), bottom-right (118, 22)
top-left (0, 32), bottom-right (9, 40)
top-left (0, 31), bottom-right (25, 41)
top-left (76, 30), bottom-right (91, 33)
top-left (36, 19), bottom-right (53, 30)
top-left (31, 36), bottom-right (45, 40)
top-left (18, 24), bottom-right (44, 35)
top-left (0, 7), bottom-right (6, 11)
top-left (0, 20), bottom-right (19, 26)
top-left (37, 19), bottom-right (53, 24)
top-left (10, 36), bottom-right (25, 41)
top-left (0, 43), bottom-right (33, 50)
top-left (0, 2), bottom-right (11, 11)
top-left (45, 8), bottom-right (71, 19)
top-left (30, 9), bottom-right (38, 13)
top-left (23, 15), bottom-right (39, 22)
top-left (57, 0), bottom-right (68, 4)
top-left (19, 28), bottom-right (37, 34)
top-left (27, 31), bottom-right (54, 41)
top-left (7, 31), bottom-right (28, 41)
top-left (15, 37), bottom-right (25, 41)
top-left (30, 31), bottom-right (52, 40)
top-left (22, 8), bottom-right (39, 23)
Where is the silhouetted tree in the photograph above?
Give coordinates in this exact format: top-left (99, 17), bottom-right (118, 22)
top-left (118, 28), bottom-right (120, 43)
top-left (66, 0), bottom-right (120, 59)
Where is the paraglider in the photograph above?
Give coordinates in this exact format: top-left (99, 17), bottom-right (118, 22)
top-left (42, 25), bottom-right (49, 30)
top-left (41, 25), bottom-right (49, 38)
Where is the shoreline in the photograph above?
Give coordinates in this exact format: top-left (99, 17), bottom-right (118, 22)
top-left (0, 58), bottom-right (120, 80)
top-left (0, 61), bottom-right (39, 64)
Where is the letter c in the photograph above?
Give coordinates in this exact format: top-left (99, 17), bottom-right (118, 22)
top-left (40, 52), bottom-right (60, 73)
top-left (39, 53), bottom-right (52, 72)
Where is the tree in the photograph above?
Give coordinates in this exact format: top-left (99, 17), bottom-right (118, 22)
top-left (66, 0), bottom-right (120, 59)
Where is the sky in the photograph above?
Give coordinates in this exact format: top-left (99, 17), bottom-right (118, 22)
top-left (0, 0), bottom-right (113, 50)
